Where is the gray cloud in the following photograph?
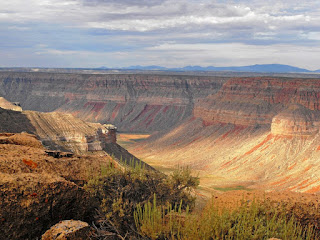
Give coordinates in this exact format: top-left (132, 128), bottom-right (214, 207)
top-left (81, 0), bottom-right (165, 7)
top-left (0, 0), bottom-right (319, 69)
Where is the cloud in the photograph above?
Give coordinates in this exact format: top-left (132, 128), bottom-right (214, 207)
top-left (0, 0), bottom-right (319, 69)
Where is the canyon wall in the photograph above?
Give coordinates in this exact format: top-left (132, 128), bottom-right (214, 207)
top-left (194, 77), bottom-right (320, 129)
top-left (0, 72), bottom-right (226, 132)
top-left (0, 106), bottom-right (120, 155)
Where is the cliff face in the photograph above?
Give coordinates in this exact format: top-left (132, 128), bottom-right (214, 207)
top-left (24, 110), bottom-right (109, 154)
top-left (0, 72), bottom-right (226, 132)
top-left (194, 77), bottom-right (320, 127)
top-left (0, 107), bottom-right (106, 154)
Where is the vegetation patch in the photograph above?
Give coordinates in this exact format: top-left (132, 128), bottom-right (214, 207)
top-left (85, 163), bottom-right (199, 239)
top-left (135, 198), bottom-right (317, 240)
top-left (85, 163), bottom-right (319, 239)
top-left (213, 185), bottom-right (252, 192)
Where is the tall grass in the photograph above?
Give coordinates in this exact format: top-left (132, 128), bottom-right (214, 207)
top-left (86, 161), bottom-right (317, 239)
top-left (134, 198), bottom-right (317, 240)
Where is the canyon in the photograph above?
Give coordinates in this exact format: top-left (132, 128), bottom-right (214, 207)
top-left (0, 72), bottom-right (226, 132)
top-left (1, 72), bottom-right (320, 194)
top-left (130, 76), bottom-right (320, 194)
top-left (2, 71), bottom-right (320, 238)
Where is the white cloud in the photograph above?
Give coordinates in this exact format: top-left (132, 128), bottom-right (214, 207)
top-left (0, 0), bottom-right (320, 68)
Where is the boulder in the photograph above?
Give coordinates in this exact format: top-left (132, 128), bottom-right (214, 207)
top-left (41, 220), bottom-right (90, 240)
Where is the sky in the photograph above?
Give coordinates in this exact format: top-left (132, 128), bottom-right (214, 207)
top-left (1, 0), bottom-right (320, 70)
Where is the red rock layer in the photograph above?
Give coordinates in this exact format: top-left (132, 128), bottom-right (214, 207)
top-left (194, 77), bottom-right (320, 126)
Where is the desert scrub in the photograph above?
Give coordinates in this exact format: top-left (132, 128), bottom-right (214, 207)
top-left (134, 198), bottom-right (317, 240)
top-left (134, 196), bottom-right (188, 240)
top-left (84, 163), bottom-right (199, 237)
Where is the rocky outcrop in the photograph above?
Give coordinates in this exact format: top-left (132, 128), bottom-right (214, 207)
top-left (0, 105), bottom-right (152, 173)
top-left (0, 105), bottom-right (118, 154)
top-left (0, 97), bottom-right (22, 111)
top-left (41, 220), bottom-right (90, 240)
top-left (24, 110), bottom-right (101, 154)
top-left (0, 72), bottom-right (226, 132)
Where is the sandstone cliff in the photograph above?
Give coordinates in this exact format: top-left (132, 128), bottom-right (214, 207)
top-left (0, 105), bottom-right (117, 154)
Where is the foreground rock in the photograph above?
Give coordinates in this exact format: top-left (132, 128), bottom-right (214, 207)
top-left (0, 133), bottom-right (109, 239)
top-left (42, 220), bottom-right (90, 240)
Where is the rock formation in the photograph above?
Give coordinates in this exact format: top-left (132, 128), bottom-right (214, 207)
top-left (0, 103), bottom-right (117, 155)
top-left (41, 220), bottom-right (90, 240)
top-left (0, 97), bottom-right (22, 111)
top-left (0, 99), bottom-right (153, 170)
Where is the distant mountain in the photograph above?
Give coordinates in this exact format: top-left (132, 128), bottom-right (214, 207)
top-left (212, 64), bottom-right (311, 73)
top-left (115, 64), bottom-right (313, 73)
top-left (98, 66), bottom-right (110, 70)
top-left (125, 65), bottom-right (168, 70)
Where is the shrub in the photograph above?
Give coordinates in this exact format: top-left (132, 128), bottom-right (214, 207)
top-left (134, 198), bottom-right (317, 240)
top-left (84, 163), bottom-right (199, 237)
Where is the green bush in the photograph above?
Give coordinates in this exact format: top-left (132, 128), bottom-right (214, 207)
top-left (84, 163), bottom-right (199, 237)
